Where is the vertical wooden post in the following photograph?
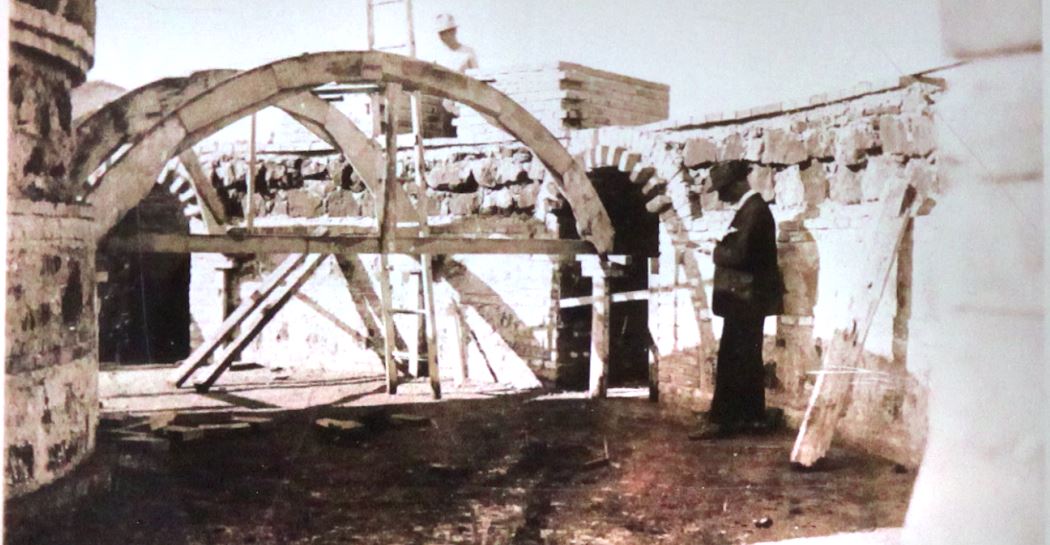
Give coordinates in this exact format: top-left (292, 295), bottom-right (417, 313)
top-left (445, 294), bottom-right (469, 385)
top-left (588, 262), bottom-right (610, 398)
top-left (647, 256), bottom-right (660, 402)
top-left (246, 113), bottom-right (256, 230)
top-left (377, 84), bottom-right (400, 394)
top-left (365, 1), bottom-right (382, 139)
top-left (409, 271), bottom-right (423, 377)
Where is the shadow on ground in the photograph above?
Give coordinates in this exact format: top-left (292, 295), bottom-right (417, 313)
top-left (5, 388), bottom-right (914, 545)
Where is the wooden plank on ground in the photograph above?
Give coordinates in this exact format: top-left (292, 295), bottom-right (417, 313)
top-left (194, 253), bottom-right (327, 391)
top-left (790, 179), bottom-right (919, 467)
top-left (171, 252), bottom-right (306, 387)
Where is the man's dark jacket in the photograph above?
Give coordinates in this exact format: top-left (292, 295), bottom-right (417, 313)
top-left (712, 194), bottom-right (784, 318)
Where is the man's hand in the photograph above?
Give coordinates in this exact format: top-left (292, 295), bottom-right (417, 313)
top-left (712, 225), bottom-right (739, 241)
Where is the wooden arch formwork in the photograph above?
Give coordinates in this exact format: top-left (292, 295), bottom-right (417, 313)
top-left (80, 51), bottom-right (616, 396)
top-left (81, 51), bottom-right (614, 251)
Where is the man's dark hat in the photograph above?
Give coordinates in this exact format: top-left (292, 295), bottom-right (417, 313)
top-left (706, 160), bottom-right (751, 193)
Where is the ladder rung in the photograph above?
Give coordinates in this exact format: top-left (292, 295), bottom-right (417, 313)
top-left (391, 308), bottom-right (425, 315)
top-left (375, 44), bottom-right (409, 51)
top-left (372, 0), bottom-right (404, 6)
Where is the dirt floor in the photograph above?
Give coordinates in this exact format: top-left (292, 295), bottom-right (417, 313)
top-left (7, 370), bottom-right (915, 545)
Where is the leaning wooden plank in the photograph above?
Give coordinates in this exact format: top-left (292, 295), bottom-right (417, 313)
top-left (171, 252), bottom-right (306, 387)
top-left (790, 179), bottom-right (919, 467)
top-left (178, 149), bottom-right (227, 231)
top-left (194, 253), bottom-right (327, 391)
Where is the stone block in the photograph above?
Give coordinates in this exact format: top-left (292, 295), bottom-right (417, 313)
top-left (682, 137), bottom-right (719, 168)
top-left (448, 192), bottom-right (480, 216)
top-left (828, 164), bottom-right (863, 205)
top-left (834, 121), bottom-right (879, 165)
top-left (904, 158), bottom-right (941, 204)
top-left (761, 128), bottom-right (807, 164)
top-left (325, 189), bottom-right (361, 217)
top-left (498, 159), bottom-right (528, 185)
top-left (484, 187), bottom-right (514, 212)
top-left (799, 162), bottom-right (829, 207)
top-left (879, 114), bottom-right (936, 157)
top-left (803, 129), bottom-right (835, 160)
top-left (720, 133), bottom-right (746, 161)
top-left (860, 156), bottom-right (905, 202)
top-left (285, 189), bottom-right (323, 217)
top-left (527, 159), bottom-right (547, 181)
top-left (773, 165), bottom-right (804, 208)
top-left (471, 158), bottom-right (499, 188)
top-left (513, 183), bottom-right (541, 211)
top-left (748, 166), bottom-right (775, 201)
top-left (644, 195), bottom-right (673, 214)
top-left (744, 135), bottom-right (764, 162)
top-left (426, 162), bottom-right (466, 191)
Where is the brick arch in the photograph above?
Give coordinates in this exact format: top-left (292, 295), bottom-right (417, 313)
top-left (576, 144), bottom-right (696, 231)
top-left (578, 143), bottom-right (718, 366)
top-left (85, 51), bottom-right (614, 252)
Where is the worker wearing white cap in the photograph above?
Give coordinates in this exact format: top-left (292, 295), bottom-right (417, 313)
top-left (434, 13), bottom-right (478, 117)
top-left (435, 13), bottom-right (478, 74)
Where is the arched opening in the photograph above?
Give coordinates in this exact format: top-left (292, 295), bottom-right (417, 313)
top-left (556, 165), bottom-right (660, 389)
top-left (97, 183), bottom-right (191, 364)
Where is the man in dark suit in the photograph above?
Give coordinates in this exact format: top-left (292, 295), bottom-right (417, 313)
top-left (693, 160), bottom-right (783, 439)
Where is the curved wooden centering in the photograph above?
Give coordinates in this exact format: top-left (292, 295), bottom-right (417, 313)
top-left (84, 51), bottom-right (614, 252)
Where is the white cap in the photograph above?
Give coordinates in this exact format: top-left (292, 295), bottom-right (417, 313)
top-left (435, 13), bottom-right (457, 32)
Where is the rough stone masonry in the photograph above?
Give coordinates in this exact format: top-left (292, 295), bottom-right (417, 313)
top-left (7, 0), bottom-right (100, 497)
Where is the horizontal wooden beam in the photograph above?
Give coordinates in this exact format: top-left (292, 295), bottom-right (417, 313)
top-left (102, 232), bottom-right (599, 256)
top-left (559, 289), bottom-right (652, 309)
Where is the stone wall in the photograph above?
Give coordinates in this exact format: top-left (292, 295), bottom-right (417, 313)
top-left (631, 80), bottom-right (941, 467)
top-left (6, 0), bottom-right (98, 498)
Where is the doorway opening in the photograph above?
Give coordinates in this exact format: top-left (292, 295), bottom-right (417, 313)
top-left (555, 166), bottom-right (660, 389)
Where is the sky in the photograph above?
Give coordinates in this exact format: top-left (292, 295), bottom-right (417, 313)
top-left (88, 0), bottom-right (952, 140)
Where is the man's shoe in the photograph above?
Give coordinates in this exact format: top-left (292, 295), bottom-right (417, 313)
top-left (688, 421), bottom-right (732, 440)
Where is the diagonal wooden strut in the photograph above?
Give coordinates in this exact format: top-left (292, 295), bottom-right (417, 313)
top-left (193, 253), bottom-right (327, 391)
top-left (170, 253), bottom-right (306, 387)
top-left (790, 178), bottom-right (919, 467)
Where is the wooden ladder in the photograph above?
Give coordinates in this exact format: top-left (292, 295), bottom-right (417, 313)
top-left (367, 0), bottom-right (441, 398)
